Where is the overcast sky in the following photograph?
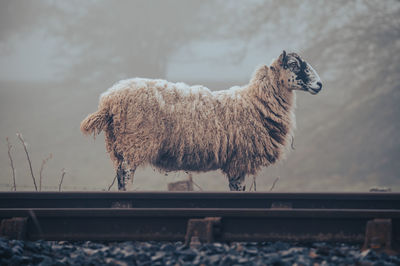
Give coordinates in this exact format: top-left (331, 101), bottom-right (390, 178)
top-left (0, 0), bottom-right (303, 84)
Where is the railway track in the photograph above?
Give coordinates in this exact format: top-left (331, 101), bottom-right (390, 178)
top-left (1, 191), bottom-right (399, 209)
top-left (0, 192), bottom-right (399, 253)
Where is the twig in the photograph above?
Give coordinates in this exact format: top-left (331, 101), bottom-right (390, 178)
top-left (191, 180), bottom-right (203, 191)
top-left (59, 168), bottom-right (66, 192)
top-left (249, 176), bottom-right (257, 191)
top-left (17, 133), bottom-right (37, 191)
top-left (187, 172), bottom-right (203, 191)
top-left (108, 175), bottom-right (117, 191)
top-left (291, 136), bottom-right (295, 150)
top-left (270, 177), bottom-right (279, 192)
top-left (39, 153), bottom-right (52, 191)
top-left (6, 137), bottom-right (16, 191)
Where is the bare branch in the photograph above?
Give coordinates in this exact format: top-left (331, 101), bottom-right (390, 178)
top-left (39, 153), bottom-right (52, 192)
top-left (108, 175), bottom-right (117, 191)
top-left (269, 177), bottom-right (279, 192)
top-left (6, 137), bottom-right (16, 191)
top-left (16, 133), bottom-right (37, 191)
top-left (59, 168), bottom-right (66, 192)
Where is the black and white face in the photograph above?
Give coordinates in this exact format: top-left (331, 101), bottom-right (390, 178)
top-left (280, 51), bottom-right (322, 95)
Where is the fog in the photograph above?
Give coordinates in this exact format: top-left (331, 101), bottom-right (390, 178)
top-left (0, 0), bottom-right (399, 191)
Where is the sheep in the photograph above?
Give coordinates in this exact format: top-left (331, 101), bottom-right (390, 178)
top-left (81, 51), bottom-right (322, 191)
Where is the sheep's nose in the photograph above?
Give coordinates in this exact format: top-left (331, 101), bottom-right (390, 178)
top-left (317, 82), bottom-right (322, 90)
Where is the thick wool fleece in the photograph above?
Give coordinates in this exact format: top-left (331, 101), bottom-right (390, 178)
top-left (81, 59), bottom-right (295, 180)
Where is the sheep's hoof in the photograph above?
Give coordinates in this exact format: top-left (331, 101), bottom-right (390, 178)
top-left (229, 183), bottom-right (246, 191)
top-left (118, 185), bottom-right (127, 191)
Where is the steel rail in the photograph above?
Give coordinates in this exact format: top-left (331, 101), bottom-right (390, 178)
top-left (0, 208), bottom-right (399, 243)
top-left (1, 192), bottom-right (399, 209)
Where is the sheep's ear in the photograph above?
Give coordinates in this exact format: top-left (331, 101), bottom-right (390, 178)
top-left (280, 50), bottom-right (287, 68)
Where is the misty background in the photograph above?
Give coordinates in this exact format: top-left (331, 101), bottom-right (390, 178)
top-left (0, 0), bottom-right (399, 192)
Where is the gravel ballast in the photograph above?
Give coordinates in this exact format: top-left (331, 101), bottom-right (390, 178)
top-left (1, 237), bottom-right (399, 265)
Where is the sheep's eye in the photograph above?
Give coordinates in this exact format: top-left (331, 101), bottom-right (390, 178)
top-left (289, 62), bottom-right (300, 72)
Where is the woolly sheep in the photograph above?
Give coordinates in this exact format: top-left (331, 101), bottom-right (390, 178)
top-left (81, 51), bottom-right (322, 191)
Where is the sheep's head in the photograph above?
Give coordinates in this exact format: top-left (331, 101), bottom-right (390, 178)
top-left (276, 51), bottom-right (322, 95)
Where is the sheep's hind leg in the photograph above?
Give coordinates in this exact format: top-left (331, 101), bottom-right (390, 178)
top-left (116, 160), bottom-right (136, 191)
top-left (116, 162), bottom-right (126, 191)
top-left (228, 174), bottom-right (246, 191)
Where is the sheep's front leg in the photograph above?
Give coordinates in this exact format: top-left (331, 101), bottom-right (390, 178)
top-left (228, 174), bottom-right (246, 191)
top-left (116, 160), bottom-right (136, 191)
top-left (124, 167), bottom-right (136, 191)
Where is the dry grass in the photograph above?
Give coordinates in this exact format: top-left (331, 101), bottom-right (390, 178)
top-left (17, 133), bottom-right (37, 191)
top-left (5, 133), bottom-right (65, 192)
top-left (6, 137), bottom-right (16, 191)
top-left (108, 175), bottom-right (117, 191)
top-left (59, 168), bottom-right (66, 192)
top-left (249, 176), bottom-right (257, 191)
top-left (39, 153), bottom-right (52, 191)
top-left (270, 177), bottom-right (280, 192)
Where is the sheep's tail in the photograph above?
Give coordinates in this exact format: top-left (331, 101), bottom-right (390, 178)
top-left (80, 109), bottom-right (109, 136)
